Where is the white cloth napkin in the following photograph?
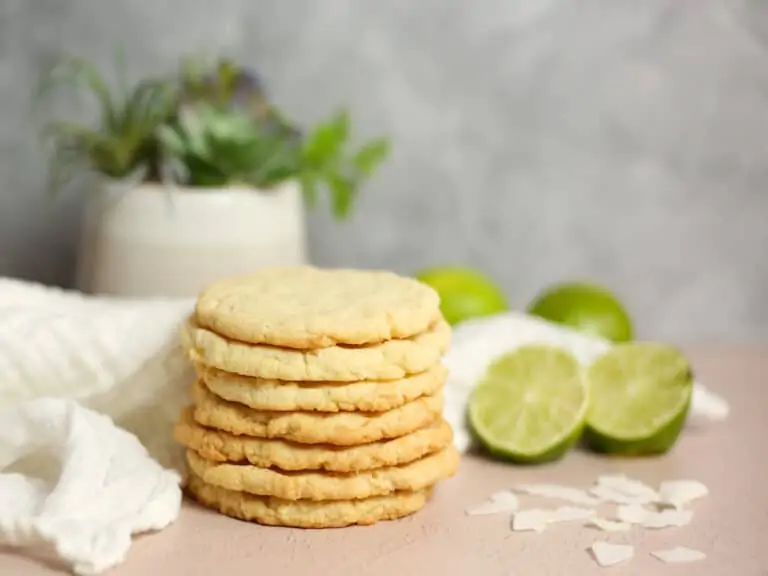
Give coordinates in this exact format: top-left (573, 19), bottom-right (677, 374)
top-left (0, 278), bottom-right (194, 574)
top-left (442, 312), bottom-right (730, 452)
top-left (0, 399), bottom-right (181, 575)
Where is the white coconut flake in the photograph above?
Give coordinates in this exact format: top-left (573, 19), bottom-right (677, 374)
top-left (651, 546), bottom-right (706, 564)
top-left (590, 474), bottom-right (658, 504)
top-left (511, 509), bottom-right (554, 532)
top-left (691, 384), bottom-right (730, 422)
top-left (466, 491), bottom-right (520, 516)
top-left (515, 484), bottom-right (602, 506)
top-left (590, 542), bottom-right (634, 567)
top-left (586, 518), bottom-right (632, 532)
top-left (511, 506), bottom-right (595, 532)
top-left (551, 506), bottom-right (596, 523)
top-left (641, 508), bottom-right (693, 529)
top-left (589, 486), bottom-right (641, 505)
top-left (615, 504), bottom-right (651, 525)
top-left (657, 480), bottom-right (709, 509)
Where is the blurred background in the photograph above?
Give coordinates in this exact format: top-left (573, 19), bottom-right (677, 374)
top-left (0, 0), bottom-right (766, 342)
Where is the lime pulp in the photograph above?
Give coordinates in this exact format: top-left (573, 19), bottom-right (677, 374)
top-left (584, 342), bottom-right (693, 456)
top-left (468, 345), bottom-right (589, 464)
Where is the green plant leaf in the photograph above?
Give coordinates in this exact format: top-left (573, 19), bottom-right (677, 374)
top-left (301, 109), bottom-right (350, 168)
top-left (39, 57), bottom-right (118, 130)
top-left (328, 171), bottom-right (355, 219)
top-left (207, 109), bottom-right (256, 142)
top-left (299, 172), bottom-right (319, 207)
top-left (183, 153), bottom-right (227, 186)
top-left (43, 121), bottom-right (123, 176)
top-left (177, 106), bottom-right (211, 158)
top-left (353, 138), bottom-right (390, 176)
top-left (238, 122), bottom-right (296, 183)
top-left (156, 125), bottom-right (186, 156)
top-left (331, 109), bottom-right (350, 142)
top-left (125, 79), bottom-right (177, 126)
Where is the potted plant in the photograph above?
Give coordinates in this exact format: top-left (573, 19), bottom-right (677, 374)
top-left (36, 56), bottom-right (390, 298)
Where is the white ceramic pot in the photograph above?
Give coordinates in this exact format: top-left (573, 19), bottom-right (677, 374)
top-left (75, 179), bottom-right (308, 298)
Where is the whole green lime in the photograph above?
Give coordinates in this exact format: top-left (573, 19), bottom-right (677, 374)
top-left (526, 281), bottom-right (634, 343)
top-left (414, 266), bottom-right (509, 326)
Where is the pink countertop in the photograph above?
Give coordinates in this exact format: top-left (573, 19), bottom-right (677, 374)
top-left (1, 346), bottom-right (766, 576)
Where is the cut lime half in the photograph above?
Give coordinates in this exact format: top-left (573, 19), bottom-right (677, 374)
top-left (468, 345), bottom-right (588, 464)
top-left (585, 342), bottom-right (693, 456)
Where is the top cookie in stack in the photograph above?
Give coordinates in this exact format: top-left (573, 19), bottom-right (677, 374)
top-left (176, 266), bottom-right (459, 528)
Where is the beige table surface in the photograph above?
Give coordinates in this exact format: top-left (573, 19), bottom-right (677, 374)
top-left (1, 346), bottom-right (766, 576)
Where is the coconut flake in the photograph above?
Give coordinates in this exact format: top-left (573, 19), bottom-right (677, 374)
top-left (651, 546), bottom-right (706, 563)
top-left (511, 509), bottom-right (554, 532)
top-left (615, 504), bottom-right (651, 524)
top-left (691, 384), bottom-right (729, 422)
top-left (511, 506), bottom-right (595, 532)
top-left (551, 506), bottom-right (596, 523)
top-left (586, 518), bottom-right (632, 532)
top-left (590, 474), bottom-right (658, 504)
top-left (614, 504), bottom-right (693, 529)
top-left (641, 508), bottom-right (693, 529)
top-left (515, 484), bottom-right (601, 506)
top-left (589, 542), bottom-right (634, 567)
top-left (466, 491), bottom-right (520, 516)
top-left (590, 485), bottom-right (642, 505)
top-left (657, 480), bottom-right (709, 509)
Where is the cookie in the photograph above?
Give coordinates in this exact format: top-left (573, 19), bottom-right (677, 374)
top-left (197, 363), bottom-right (448, 412)
top-left (175, 407), bottom-right (453, 472)
top-left (186, 445), bottom-right (459, 501)
top-left (191, 380), bottom-right (444, 445)
top-left (186, 472), bottom-right (431, 528)
top-left (181, 316), bottom-right (451, 382)
top-left (194, 266), bottom-right (441, 349)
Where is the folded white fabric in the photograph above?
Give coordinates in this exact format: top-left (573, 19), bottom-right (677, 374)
top-left (0, 277), bottom-right (194, 574)
top-left (0, 278), bottom-right (195, 470)
top-left (0, 398), bottom-right (181, 575)
top-left (443, 311), bottom-right (730, 452)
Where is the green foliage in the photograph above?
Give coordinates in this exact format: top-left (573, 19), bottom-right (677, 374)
top-left (156, 103), bottom-right (300, 188)
top-left (36, 57), bottom-right (177, 191)
top-left (299, 111), bottom-right (390, 218)
top-left (35, 55), bottom-right (390, 220)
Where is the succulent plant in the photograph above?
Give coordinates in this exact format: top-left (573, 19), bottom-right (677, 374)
top-left (36, 55), bottom-right (390, 220)
top-left (155, 102), bottom-right (300, 188)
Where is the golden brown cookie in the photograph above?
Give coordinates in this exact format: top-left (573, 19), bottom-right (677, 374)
top-left (197, 363), bottom-right (447, 412)
top-left (194, 266), bottom-right (441, 348)
top-left (181, 316), bottom-right (451, 382)
top-left (191, 380), bottom-right (444, 445)
top-left (186, 445), bottom-right (459, 501)
top-left (175, 407), bottom-right (453, 472)
top-left (186, 472), bottom-right (432, 528)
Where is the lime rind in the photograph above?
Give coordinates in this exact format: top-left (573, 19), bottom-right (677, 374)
top-left (584, 401), bottom-right (690, 455)
top-left (468, 345), bottom-right (588, 464)
top-left (585, 342), bottom-right (693, 455)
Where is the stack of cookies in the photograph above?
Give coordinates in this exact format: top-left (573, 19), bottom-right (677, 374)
top-left (174, 266), bottom-right (459, 528)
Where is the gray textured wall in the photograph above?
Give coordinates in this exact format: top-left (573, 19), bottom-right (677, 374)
top-left (0, 0), bottom-right (766, 342)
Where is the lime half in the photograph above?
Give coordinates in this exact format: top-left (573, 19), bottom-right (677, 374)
top-left (468, 345), bottom-right (588, 464)
top-left (585, 342), bottom-right (693, 456)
